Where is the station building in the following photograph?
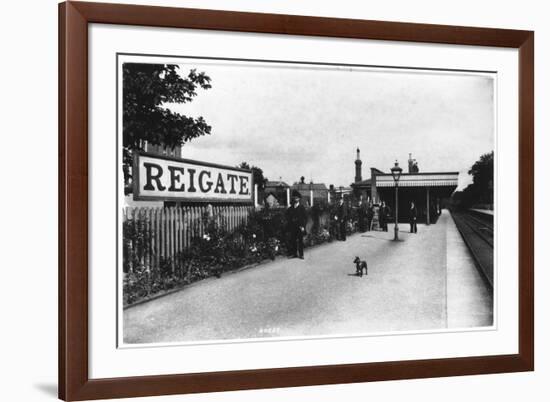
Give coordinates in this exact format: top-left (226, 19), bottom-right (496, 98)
top-left (291, 177), bottom-right (330, 206)
top-left (351, 149), bottom-right (458, 224)
top-left (264, 179), bottom-right (290, 207)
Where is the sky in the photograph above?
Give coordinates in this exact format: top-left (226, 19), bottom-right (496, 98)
top-left (163, 59), bottom-right (494, 191)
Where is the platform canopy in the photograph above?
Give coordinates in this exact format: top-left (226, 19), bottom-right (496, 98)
top-left (375, 172), bottom-right (459, 188)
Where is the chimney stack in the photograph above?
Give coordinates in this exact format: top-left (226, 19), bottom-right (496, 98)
top-left (355, 147), bottom-right (362, 182)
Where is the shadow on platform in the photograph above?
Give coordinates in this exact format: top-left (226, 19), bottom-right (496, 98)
top-left (360, 234), bottom-right (407, 242)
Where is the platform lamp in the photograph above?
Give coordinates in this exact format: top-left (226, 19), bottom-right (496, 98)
top-left (390, 160), bottom-right (403, 241)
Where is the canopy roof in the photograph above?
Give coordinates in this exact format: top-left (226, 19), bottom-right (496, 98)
top-left (375, 172), bottom-right (459, 188)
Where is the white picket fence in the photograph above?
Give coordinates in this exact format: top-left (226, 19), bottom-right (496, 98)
top-left (123, 205), bottom-right (254, 273)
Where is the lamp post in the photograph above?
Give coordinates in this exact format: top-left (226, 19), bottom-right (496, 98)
top-left (390, 160), bottom-right (403, 241)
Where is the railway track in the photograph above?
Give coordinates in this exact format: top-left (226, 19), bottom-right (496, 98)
top-left (451, 210), bottom-right (494, 289)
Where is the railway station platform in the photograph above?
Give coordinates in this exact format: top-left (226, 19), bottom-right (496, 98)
top-left (470, 208), bottom-right (494, 216)
top-left (124, 210), bottom-right (494, 344)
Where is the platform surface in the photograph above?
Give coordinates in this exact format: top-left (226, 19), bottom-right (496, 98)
top-left (124, 210), bottom-right (493, 344)
top-left (470, 208), bottom-right (494, 216)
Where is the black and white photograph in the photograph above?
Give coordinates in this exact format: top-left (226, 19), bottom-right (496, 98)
top-left (3, 0), bottom-right (546, 400)
top-left (120, 56), bottom-right (495, 345)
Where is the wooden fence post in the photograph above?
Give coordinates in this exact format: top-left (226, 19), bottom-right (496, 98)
top-left (125, 208), bottom-right (133, 274)
top-left (145, 208), bottom-right (150, 272)
top-left (122, 204), bottom-right (258, 276)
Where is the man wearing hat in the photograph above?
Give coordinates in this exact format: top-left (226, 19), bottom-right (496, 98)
top-left (286, 190), bottom-right (307, 259)
top-left (334, 197), bottom-right (349, 241)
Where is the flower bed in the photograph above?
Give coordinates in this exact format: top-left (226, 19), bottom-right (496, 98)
top-left (123, 206), bottom-right (359, 306)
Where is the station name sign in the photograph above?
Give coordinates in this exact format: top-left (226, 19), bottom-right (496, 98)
top-left (133, 153), bottom-right (253, 203)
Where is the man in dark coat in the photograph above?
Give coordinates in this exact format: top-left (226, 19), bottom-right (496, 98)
top-left (366, 202), bottom-right (374, 231)
top-left (409, 201), bottom-right (418, 233)
top-left (334, 197), bottom-right (349, 241)
top-left (286, 191), bottom-right (307, 259)
top-left (357, 198), bottom-right (367, 232)
top-left (379, 201), bottom-right (390, 232)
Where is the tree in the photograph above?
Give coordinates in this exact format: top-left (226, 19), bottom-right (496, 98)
top-left (468, 151), bottom-right (493, 191)
top-left (238, 162), bottom-right (267, 191)
top-left (123, 63), bottom-right (212, 190)
top-left (452, 151), bottom-right (494, 209)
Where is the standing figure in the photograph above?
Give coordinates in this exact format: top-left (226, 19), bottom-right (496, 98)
top-left (409, 201), bottom-right (418, 233)
top-left (366, 202), bottom-right (374, 231)
top-left (334, 197), bottom-right (349, 241)
top-left (379, 201), bottom-right (390, 232)
top-left (286, 191), bottom-right (307, 259)
top-left (357, 198), bottom-right (367, 232)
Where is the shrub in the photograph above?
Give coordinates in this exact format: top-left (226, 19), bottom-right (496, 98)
top-left (123, 205), bottom-right (354, 306)
top-left (122, 217), bottom-right (152, 274)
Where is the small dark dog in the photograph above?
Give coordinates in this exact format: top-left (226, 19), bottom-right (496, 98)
top-left (353, 256), bottom-right (368, 277)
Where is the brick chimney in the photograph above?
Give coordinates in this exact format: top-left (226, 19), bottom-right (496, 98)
top-left (355, 147), bottom-right (362, 182)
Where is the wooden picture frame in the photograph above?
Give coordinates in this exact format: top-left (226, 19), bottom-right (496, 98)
top-left (59, 1), bottom-right (534, 400)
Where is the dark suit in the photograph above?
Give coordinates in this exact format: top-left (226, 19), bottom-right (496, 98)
top-left (366, 205), bottom-right (374, 231)
top-left (379, 205), bottom-right (390, 232)
top-left (287, 203), bottom-right (307, 257)
top-left (409, 206), bottom-right (418, 233)
top-left (357, 203), bottom-right (367, 232)
top-left (335, 202), bottom-right (348, 240)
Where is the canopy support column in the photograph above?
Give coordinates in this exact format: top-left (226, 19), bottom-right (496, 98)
top-left (426, 187), bottom-right (431, 225)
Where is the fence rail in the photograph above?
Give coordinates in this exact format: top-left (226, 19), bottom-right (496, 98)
top-left (123, 205), bottom-right (254, 274)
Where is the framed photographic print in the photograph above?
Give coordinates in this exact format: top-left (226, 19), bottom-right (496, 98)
top-left (59, 1), bottom-right (534, 400)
